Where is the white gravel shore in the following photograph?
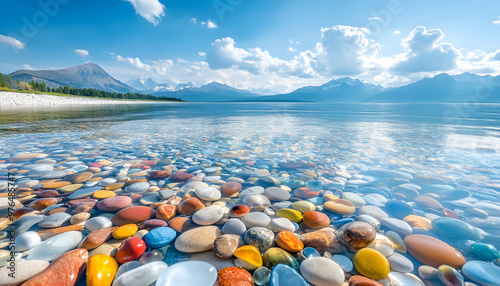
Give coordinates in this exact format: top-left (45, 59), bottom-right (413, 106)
top-left (0, 91), bottom-right (162, 106)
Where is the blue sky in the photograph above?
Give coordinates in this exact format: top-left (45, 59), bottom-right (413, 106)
top-left (0, 0), bottom-right (499, 93)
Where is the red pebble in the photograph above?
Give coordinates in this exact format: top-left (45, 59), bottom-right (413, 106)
top-left (115, 237), bottom-right (146, 264)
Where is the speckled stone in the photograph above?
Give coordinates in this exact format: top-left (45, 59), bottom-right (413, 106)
top-left (175, 226), bottom-right (221, 253)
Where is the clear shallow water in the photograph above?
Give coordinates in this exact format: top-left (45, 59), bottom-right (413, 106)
top-left (2, 102), bottom-right (500, 285)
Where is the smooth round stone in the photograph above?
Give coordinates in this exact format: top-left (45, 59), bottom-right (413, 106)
top-left (388, 272), bottom-right (425, 286)
top-left (27, 231), bottom-right (82, 261)
top-left (264, 187), bottom-right (291, 201)
top-left (98, 178), bottom-right (117, 186)
top-left (220, 182), bottom-right (242, 196)
top-left (14, 231), bottom-right (41, 252)
top-left (418, 265), bottom-right (438, 279)
top-left (241, 212), bottom-right (271, 228)
top-left (402, 215), bottom-right (432, 230)
top-left (300, 257), bottom-right (344, 286)
top-left (139, 250), bottom-right (164, 264)
top-left (276, 231), bottom-right (304, 253)
top-left (353, 248), bottom-right (390, 280)
top-left (222, 218), bottom-right (247, 236)
top-left (178, 197), bottom-right (205, 216)
top-left (216, 267), bottom-right (254, 285)
top-left (13, 215), bottom-right (46, 235)
top-left (85, 216), bottom-right (113, 231)
top-left (431, 217), bottom-right (481, 240)
top-left (332, 217), bottom-right (354, 229)
top-left (291, 201), bottom-right (315, 213)
top-left (96, 196), bottom-right (132, 212)
top-left (471, 243), bottom-right (500, 261)
top-left (111, 206), bottom-right (155, 226)
top-left (303, 211), bottom-right (330, 228)
top-left (0, 259), bottom-right (49, 286)
top-left (113, 261), bottom-right (168, 286)
top-left (359, 205), bottom-right (389, 221)
top-left (263, 247), bottom-right (299, 270)
top-left (342, 192), bottom-right (366, 207)
top-left (269, 218), bottom-right (295, 232)
top-left (324, 199), bottom-right (355, 214)
top-left (385, 200), bottom-right (414, 219)
top-left (156, 261), bottom-right (217, 286)
top-left (93, 190), bottom-right (116, 199)
top-left (276, 208), bottom-right (303, 223)
top-left (115, 237), bottom-right (146, 264)
top-left (254, 267), bottom-right (271, 286)
top-left (125, 182), bottom-right (150, 193)
top-left (297, 247), bottom-right (321, 262)
top-left (192, 205), bottom-right (224, 225)
top-left (474, 202), bottom-right (500, 216)
top-left (234, 245), bottom-right (263, 269)
top-left (366, 234), bottom-right (395, 257)
top-left (67, 186), bottom-right (101, 200)
top-left (180, 181), bottom-right (208, 192)
top-left (270, 264), bottom-right (308, 286)
top-left (228, 204), bottom-right (251, 218)
top-left (273, 201), bottom-right (293, 210)
top-left (358, 214), bottom-right (381, 231)
top-left (213, 234), bottom-right (242, 259)
top-left (462, 260), bottom-right (500, 286)
top-left (387, 252), bottom-right (413, 273)
top-left (86, 254), bottom-right (118, 286)
top-left (244, 227), bottom-right (275, 251)
top-left (337, 221), bottom-right (377, 249)
top-left (438, 264), bottom-right (464, 286)
top-left (175, 226), bottom-right (221, 253)
top-left (386, 230), bottom-right (406, 253)
top-left (381, 218), bottom-right (412, 237)
top-left (195, 186), bottom-right (221, 201)
top-left (143, 227), bottom-right (176, 248)
top-left (331, 254), bottom-right (353, 272)
top-left (38, 212), bottom-right (71, 228)
top-left (404, 234), bottom-right (466, 269)
top-left (159, 190), bottom-right (177, 200)
top-left (113, 224), bottom-right (138, 239)
top-left (242, 194), bottom-right (272, 211)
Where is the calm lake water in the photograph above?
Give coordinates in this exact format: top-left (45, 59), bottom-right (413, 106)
top-left (1, 102), bottom-right (500, 170)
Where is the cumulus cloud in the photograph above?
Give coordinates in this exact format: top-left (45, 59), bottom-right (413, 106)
top-left (492, 50), bottom-right (500, 61)
top-left (74, 49), bottom-right (89, 58)
top-left (124, 0), bottom-right (165, 25)
top-left (190, 18), bottom-right (197, 23)
top-left (314, 25), bottom-right (380, 75)
top-left (116, 54), bottom-right (173, 74)
top-left (0, 34), bottom-right (25, 49)
top-left (201, 19), bottom-right (217, 29)
top-left (393, 26), bottom-right (461, 72)
top-left (394, 30), bottom-right (401, 35)
top-left (23, 64), bottom-right (34, 70)
top-left (493, 16), bottom-right (500, 24)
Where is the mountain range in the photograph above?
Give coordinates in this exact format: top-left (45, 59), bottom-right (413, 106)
top-left (5, 63), bottom-right (500, 102)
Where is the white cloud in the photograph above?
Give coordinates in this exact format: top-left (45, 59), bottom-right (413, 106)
top-left (116, 54), bottom-right (173, 74)
top-left (287, 47), bottom-right (296, 52)
top-left (74, 49), bottom-right (89, 58)
top-left (23, 64), bottom-right (34, 70)
top-left (314, 25), bottom-right (380, 75)
top-left (198, 52), bottom-right (206, 57)
top-left (393, 26), bottom-right (461, 72)
top-left (394, 30), bottom-right (401, 35)
top-left (493, 16), bottom-right (500, 24)
top-left (124, 0), bottom-right (165, 25)
top-left (201, 19), bottom-right (218, 29)
top-left (492, 50), bottom-right (500, 61)
top-left (368, 17), bottom-right (381, 20)
top-left (0, 34), bottom-right (25, 49)
top-left (190, 18), bottom-right (197, 23)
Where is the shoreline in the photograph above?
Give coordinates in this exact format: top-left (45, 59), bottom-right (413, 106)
top-left (0, 91), bottom-right (175, 107)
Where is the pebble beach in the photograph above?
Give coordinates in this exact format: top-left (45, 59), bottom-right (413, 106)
top-left (0, 102), bottom-right (499, 286)
top-left (0, 92), bottom-right (161, 106)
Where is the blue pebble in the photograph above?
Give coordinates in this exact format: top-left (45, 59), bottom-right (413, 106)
top-left (332, 254), bottom-right (353, 272)
top-left (462, 260), bottom-right (500, 286)
top-left (269, 264), bottom-right (308, 286)
top-left (297, 247), bottom-right (321, 262)
top-left (143, 227), bottom-right (177, 248)
top-left (291, 222), bottom-right (300, 231)
top-left (307, 197), bottom-right (324, 205)
top-left (332, 218), bottom-right (354, 228)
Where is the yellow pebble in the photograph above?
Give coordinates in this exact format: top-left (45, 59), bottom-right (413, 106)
top-left (233, 245), bottom-right (263, 268)
top-left (58, 183), bottom-right (83, 193)
top-left (113, 224), bottom-right (138, 239)
top-left (353, 248), bottom-right (390, 280)
top-left (93, 190), bottom-right (116, 199)
top-left (104, 182), bottom-right (124, 190)
top-left (291, 201), bottom-right (316, 213)
top-left (86, 254), bottom-right (118, 286)
top-left (276, 208), bottom-right (303, 223)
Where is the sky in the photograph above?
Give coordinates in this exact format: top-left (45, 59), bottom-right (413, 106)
top-left (0, 0), bottom-right (499, 93)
